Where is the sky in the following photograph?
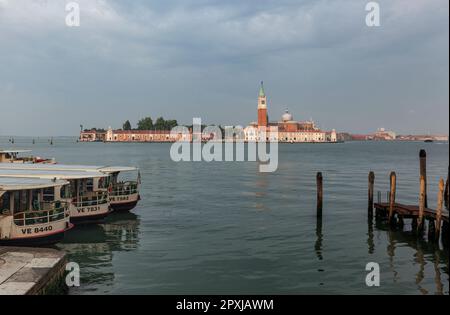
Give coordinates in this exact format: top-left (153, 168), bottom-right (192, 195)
top-left (0, 0), bottom-right (448, 136)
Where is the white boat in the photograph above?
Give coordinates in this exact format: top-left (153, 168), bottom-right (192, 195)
top-left (0, 163), bottom-right (140, 212)
top-left (0, 177), bottom-right (72, 246)
top-left (0, 149), bottom-right (56, 164)
top-left (0, 169), bottom-right (111, 224)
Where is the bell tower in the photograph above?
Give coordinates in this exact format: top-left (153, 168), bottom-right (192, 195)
top-left (257, 81), bottom-right (268, 127)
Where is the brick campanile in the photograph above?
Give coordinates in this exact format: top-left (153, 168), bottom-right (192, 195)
top-left (257, 81), bottom-right (268, 127)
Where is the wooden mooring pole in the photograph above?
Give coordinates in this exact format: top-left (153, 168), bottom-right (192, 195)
top-left (389, 172), bottom-right (396, 223)
top-left (316, 172), bottom-right (323, 217)
top-left (419, 150), bottom-right (428, 208)
top-left (418, 175), bottom-right (426, 233)
top-left (445, 166), bottom-right (449, 209)
top-left (368, 172), bottom-right (375, 216)
top-left (442, 222), bottom-right (449, 247)
top-left (435, 178), bottom-right (445, 241)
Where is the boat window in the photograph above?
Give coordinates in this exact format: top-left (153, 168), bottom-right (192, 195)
top-left (0, 192), bottom-right (11, 213)
top-left (86, 178), bottom-right (94, 192)
top-left (60, 185), bottom-right (70, 199)
top-left (32, 189), bottom-right (40, 210)
top-left (69, 180), bottom-right (77, 197)
top-left (43, 187), bottom-right (55, 202)
top-left (98, 177), bottom-right (105, 189)
top-left (13, 191), bottom-right (29, 213)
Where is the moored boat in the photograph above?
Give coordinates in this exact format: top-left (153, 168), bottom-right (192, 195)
top-left (96, 166), bottom-right (140, 212)
top-left (0, 149), bottom-right (56, 164)
top-left (0, 169), bottom-right (111, 224)
top-left (0, 163), bottom-right (141, 212)
top-left (0, 177), bottom-right (72, 246)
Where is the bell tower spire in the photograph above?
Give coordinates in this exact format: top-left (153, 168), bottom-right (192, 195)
top-left (257, 81), bottom-right (268, 127)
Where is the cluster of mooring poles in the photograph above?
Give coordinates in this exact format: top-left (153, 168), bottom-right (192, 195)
top-left (367, 150), bottom-right (448, 245)
top-left (314, 149), bottom-right (449, 246)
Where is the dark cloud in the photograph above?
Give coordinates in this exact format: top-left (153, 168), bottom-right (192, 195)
top-left (0, 0), bottom-right (448, 136)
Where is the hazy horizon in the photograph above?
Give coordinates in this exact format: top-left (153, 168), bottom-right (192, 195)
top-left (1, 0), bottom-right (449, 137)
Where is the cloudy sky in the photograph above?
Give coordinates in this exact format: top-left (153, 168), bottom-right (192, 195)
top-left (0, 0), bottom-right (448, 136)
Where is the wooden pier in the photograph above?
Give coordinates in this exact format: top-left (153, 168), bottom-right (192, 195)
top-left (367, 149), bottom-right (449, 244)
top-left (374, 203), bottom-right (449, 224)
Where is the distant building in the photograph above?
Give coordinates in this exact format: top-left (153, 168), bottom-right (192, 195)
top-left (79, 129), bottom-right (106, 142)
top-left (373, 128), bottom-right (396, 140)
top-left (350, 134), bottom-right (370, 141)
top-left (105, 128), bottom-right (191, 142)
top-left (243, 82), bottom-right (337, 143)
top-left (396, 134), bottom-right (449, 141)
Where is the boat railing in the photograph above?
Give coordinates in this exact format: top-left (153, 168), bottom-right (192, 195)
top-left (72, 191), bottom-right (109, 207)
top-left (13, 201), bottom-right (69, 226)
top-left (111, 181), bottom-right (139, 196)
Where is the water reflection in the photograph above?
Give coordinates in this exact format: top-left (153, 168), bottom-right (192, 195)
top-left (367, 218), bottom-right (374, 254)
top-left (387, 229), bottom-right (399, 284)
top-left (315, 216), bottom-right (323, 261)
top-left (254, 170), bottom-right (269, 211)
top-left (57, 212), bottom-right (140, 294)
top-left (370, 218), bottom-right (449, 295)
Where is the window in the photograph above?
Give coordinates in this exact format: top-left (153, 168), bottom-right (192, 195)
top-left (43, 187), bottom-right (55, 202)
top-left (32, 190), bottom-right (40, 210)
top-left (0, 192), bottom-right (10, 212)
top-left (60, 185), bottom-right (70, 199)
top-left (86, 178), bottom-right (94, 192)
top-left (98, 176), bottom-right (110, 189)
top-left (13, 191), bottom-right (29, 213)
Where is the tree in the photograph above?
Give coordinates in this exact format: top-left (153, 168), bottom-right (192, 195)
top-left (165, 120), bottom-right (178, 130)
top-left (137, 117), bottom-right (153, 130)
top-left (153, 117), bottom-right (178, 130)
top-left (154, 117), bottom-right (166, 130)
top-left (123, 120), bottom-right (132, 131)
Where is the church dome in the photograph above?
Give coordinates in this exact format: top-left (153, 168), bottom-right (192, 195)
top-left (282, 110), bottom-right (293, 122)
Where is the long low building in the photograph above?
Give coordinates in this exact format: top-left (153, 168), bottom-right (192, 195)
top-left (106, 129), bottom-right (192, 142)
top-left (80, 128), bottom-right (192, 142)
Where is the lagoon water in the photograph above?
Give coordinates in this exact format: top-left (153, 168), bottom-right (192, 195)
top-left (1, 137), bottom-right (449, 295)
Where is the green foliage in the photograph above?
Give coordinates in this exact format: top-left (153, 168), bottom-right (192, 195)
top-left (152, 117), bottom-right (178, 130)
top-left (137, 117), bottom-right (154, 130)
top-left (123, 120), bottom-right (132, 131)
top-left (83, 128), bottom-right (106, 132)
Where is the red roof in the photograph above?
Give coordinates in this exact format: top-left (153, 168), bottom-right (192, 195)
top-left (112, 130), bottom-right (187, 135)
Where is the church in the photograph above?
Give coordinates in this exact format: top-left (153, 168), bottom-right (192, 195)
top-left (244, 82), bottom-right (337, 143)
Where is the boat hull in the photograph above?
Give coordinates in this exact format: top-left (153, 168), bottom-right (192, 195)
top-left (69, 202), bottom-right (111, 224)
top-left (0, 224), bottom-right (73, 247)
top-left (70, 210), bottom-right (112, 225)
top-left (110, 200), bottom-right (139, 212)
top-left (110, 193), bottom-right (140, 212)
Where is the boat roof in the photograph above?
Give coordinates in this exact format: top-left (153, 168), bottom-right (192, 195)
top-left (0, 163), bottom-right (138, 173)
top-left (0, 149), bottom-right (32, 154)
top-left (0, 169), bottom-right (108, 180)
top-left (0, 177), bottom-right (68, 191)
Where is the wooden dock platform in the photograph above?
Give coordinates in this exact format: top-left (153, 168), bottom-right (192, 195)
top-left (374, 203), bottom-right (449, 223)
top-left (0, 247), bottom-right (67, 295)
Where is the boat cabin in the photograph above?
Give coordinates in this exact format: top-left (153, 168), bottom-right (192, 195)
top-left (0, 163), bottom-right (140, 212)
top-left (0, 177), bottom-right (71, 245)
top-left (0, 169), bottom-right (111, 224)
